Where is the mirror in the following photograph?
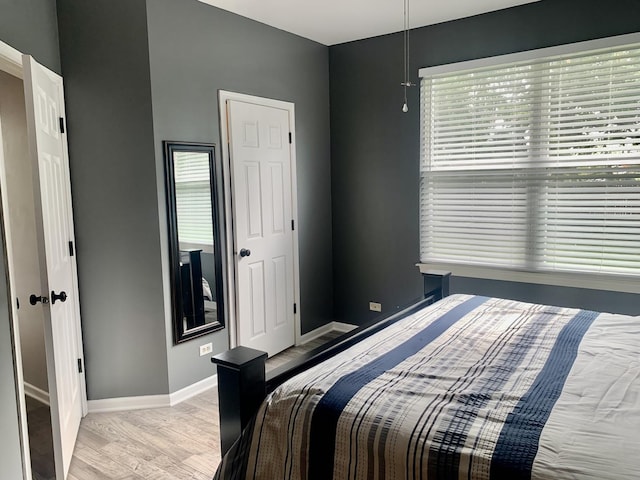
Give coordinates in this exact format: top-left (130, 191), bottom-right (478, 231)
top-left (164, 141), bottom-right (225, 343)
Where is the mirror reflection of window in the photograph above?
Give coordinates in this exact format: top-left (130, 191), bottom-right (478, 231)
top-left (174, 151), bottom-right (214, 254)
top-left (173, 151), bottom-right (218, 332)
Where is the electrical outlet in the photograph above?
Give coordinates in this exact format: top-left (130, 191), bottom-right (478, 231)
top-left (369, 301), bottom-right (382, 312)
top-left (199, 342), bottom-right (213, 356)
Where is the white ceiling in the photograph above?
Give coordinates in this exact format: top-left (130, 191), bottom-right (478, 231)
top-left (197, 0), bottom-right (540, 46)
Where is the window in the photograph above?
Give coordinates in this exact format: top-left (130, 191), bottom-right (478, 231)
top-left (173, 151), bottom-right (215, 253)
top-left (420, 36), bottom-right (640, 289)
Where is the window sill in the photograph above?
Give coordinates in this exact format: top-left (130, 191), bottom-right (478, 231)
top-left (416, 263), bottom-right (640, 295)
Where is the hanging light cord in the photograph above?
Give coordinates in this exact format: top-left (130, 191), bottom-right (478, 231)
top-left (401, 0), bottom-right (413, 112)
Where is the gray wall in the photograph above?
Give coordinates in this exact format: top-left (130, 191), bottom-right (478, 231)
top-left (57, 0), bottom-right (170, 399)
top-left (56, 0), bottom-right (332, 397)
top-left (145, 0), bottom-right (333, 392)
top-left (451, 277), bottom-right (640, 315)
top-left (0, 0), bottom-right (60, 73)
top-left (329, 0), bottom-right (640, 324)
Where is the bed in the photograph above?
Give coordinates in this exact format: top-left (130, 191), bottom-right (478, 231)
top-left (213, 283), bottom-right (640, 479)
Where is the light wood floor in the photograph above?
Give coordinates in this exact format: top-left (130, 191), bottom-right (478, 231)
top-left (30, 330), bottom-right (344, 480)
top-left (26, 397), bottom-right (56, 480)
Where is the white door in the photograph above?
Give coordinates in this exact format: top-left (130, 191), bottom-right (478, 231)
top-left (23, 55), bottom-right (85, 479)
top-left (228, 99), bottom-right (296, 357)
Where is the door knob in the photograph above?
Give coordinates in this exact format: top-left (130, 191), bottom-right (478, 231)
top-left (29, 294), bottom-right (49, 305)
top-left (239, 248), bottom-right (251, 258)
top-left (51, 290), bottom-right (67, 305)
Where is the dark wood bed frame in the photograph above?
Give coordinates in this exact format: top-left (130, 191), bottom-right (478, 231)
top-left (211, 270), bottom-right (451, 455)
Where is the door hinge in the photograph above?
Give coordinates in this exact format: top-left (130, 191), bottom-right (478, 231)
top-left (68, 241), bottom-right (74, 257)
top-left (16, 297), bottom-right (19, 310)
top-left (291, 219), bottom-right (295, 231)
top-left (59, 117), bottom-right (65, 134)
top-left (288, 132), bottom-right (292, 144)
top-left (293, 303), bottom-right (297, 314)
top-left (77, 358), bottom-right (83, 373)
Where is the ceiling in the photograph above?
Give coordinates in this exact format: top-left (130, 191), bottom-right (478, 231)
top-left (197, 0), bottom-right (540, 46)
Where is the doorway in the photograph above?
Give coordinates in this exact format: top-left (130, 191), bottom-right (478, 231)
top-left (0, 43), bottom-right (87, 480)
top-left (219, 91), bottom-right (301, 357)
top-left (0, 65), bottom-right (54, 480)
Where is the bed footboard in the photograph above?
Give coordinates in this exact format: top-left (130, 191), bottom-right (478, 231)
top-left (212, 270), bottom-right (451, 455)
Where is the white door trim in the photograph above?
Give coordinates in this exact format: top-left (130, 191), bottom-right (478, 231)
top-left (0, 40), bottom-right (22, 80)
top-left (218, 90), bottom-right (302, 349)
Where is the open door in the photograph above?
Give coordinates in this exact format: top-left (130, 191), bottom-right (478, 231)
top-left (22, 55), bottom-right (85, 479)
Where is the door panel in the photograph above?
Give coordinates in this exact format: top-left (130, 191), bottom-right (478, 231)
top-left (272, 256), bottom-right (287, 328)
top-left (269, 163), bottom-right (285, 234)
top-left (229, 99), bottom-right (295, 357)
top-left (248, 261), bottom-right (266, 337)
top-left (245, 162), bottom-right (263, 238)
top-left (23, 55), bottom-right (84, 479)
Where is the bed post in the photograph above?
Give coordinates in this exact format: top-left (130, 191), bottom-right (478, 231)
top-left (211, 346), bottom-right (267, 455)
top-left (418, 266), bottom-right (451, 302)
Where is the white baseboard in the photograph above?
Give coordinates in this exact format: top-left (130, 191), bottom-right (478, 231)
top-left (298, 321), bottom-right (357, 345)
top-left (298, 322), bottom-right (334, 345)
top-left (169, 374), bottom-right (217, 406)
top-left (332, 322), bottom-right (357, 334)
top-left (87, 374), bottom-right (217, 413)
top-left (88, 394), bottom-right (169, 413)
top-left (24, 382), bottom-right (49, 406)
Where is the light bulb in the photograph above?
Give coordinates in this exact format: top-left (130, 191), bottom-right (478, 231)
top-left (402, 102), bottom-right (408, 113)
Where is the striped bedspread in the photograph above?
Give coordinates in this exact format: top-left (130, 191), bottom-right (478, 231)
top-left (215, 295), bottom-right (640, 479)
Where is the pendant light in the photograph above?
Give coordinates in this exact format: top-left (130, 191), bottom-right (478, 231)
top-left (401, 0), bottom-right (414, 113)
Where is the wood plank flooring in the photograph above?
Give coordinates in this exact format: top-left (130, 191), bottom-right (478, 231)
top-left (69, 389), bottom-right (220, 480)
top-left (26, 397), bottom-right (56, 480)
top-left (28, 330), bottom-right (343, 480)
top-left (261, 329), bottom-right (343, 371)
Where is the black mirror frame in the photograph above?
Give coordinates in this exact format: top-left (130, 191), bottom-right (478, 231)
top-left (164, 141), bottom-right (225, 344)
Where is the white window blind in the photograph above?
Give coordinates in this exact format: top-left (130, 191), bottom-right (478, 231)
top-left (420, 41), bottom-right (640, 279)
top-left (173, 151), bottom-right (214, 250)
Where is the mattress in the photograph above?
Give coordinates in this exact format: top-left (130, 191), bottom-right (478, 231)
top-left (214, 295), bottom-right (640, 479)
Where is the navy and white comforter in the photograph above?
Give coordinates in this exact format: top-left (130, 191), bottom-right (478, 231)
top-left (215, 295), bottom-right (640, 479)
